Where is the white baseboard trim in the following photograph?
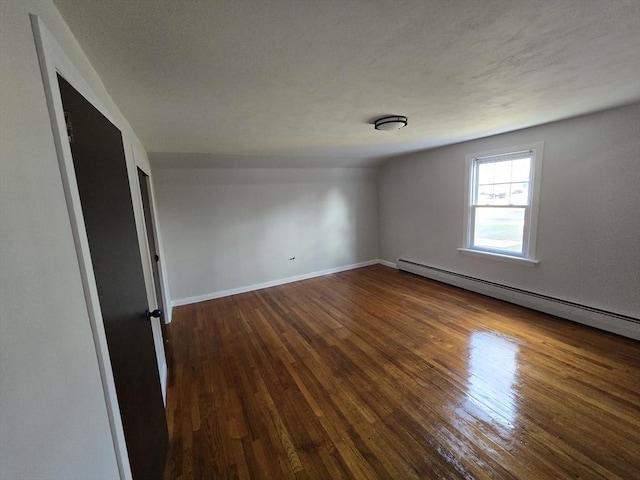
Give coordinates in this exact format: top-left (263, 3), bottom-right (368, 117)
top-left (378, 259), bottom-right (397, 269)
top-left (397, 258), bottom-right (640, 341)
top-left (171, 259), bottom-right (380, 308)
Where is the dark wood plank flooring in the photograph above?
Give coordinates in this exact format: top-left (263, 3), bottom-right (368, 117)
top-left (163, 265), bottom-right (640, 479)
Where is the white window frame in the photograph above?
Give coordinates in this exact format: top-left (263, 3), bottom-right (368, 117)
top-left (458, 142), bottom-right (544, 266)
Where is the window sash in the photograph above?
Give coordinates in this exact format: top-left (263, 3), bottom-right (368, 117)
top-left (469, 205), bottom-right (531, 257)
top-left (472, 153), bottom-right (534, 208)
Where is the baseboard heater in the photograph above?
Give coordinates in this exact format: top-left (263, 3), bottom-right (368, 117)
top-left (396, 258), bottom-right (640, 341)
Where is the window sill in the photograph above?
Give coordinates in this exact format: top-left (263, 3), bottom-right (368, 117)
top-left (457, 248), bottom-right (539, 267)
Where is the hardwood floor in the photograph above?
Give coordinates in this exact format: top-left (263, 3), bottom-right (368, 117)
top-left (163, 265), bottom-right (640, 479)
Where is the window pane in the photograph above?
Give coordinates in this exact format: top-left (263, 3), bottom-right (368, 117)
top-left (477, 162), bottom-right (495, 185)
top-left (511, 158), bottom-right (531, 182)
top-left (509, 182), bottom-right (529, 205)
top-left (492, 184), bottom-right (510, 205)
top-left (493, 160), bottom-right (512, 184)
top-left (473, 207), bottom-right (525, 254)
top-left (476, 185), bottom-right (494, 205)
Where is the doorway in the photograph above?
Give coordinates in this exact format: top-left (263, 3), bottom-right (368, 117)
top-left (58, 74), bottom-right (168, 479)
top-left (138, 167), bottom-right (172, 368)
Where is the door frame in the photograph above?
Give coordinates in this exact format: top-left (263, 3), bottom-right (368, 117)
top-left (134, 151), bottom-right (171, 324)
top-left (31, 15), bottom-right (161, 480)
top-left (133, 149), bottom-right (170, 400)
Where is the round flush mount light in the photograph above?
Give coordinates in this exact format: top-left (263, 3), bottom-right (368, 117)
top-left (374, 115), bottom-right (408, 131)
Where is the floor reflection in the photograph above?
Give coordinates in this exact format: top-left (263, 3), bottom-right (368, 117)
top-left (466, 331), bottom-right (519, 428)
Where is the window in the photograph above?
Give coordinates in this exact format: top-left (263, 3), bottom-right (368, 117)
top-left (460, 143), bottom-right (543, 265)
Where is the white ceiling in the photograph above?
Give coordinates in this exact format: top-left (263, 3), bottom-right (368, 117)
top-left (53, 0), bottom-right (640, 168)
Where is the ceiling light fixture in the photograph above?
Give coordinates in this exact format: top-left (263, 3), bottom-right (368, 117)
top-left (374, 115), bottom-right (408, 131)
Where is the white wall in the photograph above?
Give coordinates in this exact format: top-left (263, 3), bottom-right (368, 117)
top-left (153, 167), bottom-right (379, 304)
top-left (379, 103), bottom-right (640, 319)
top-left (0, 0), bottom-right (155, 477)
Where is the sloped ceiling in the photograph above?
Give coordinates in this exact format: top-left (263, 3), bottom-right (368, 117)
top-left (53, 0), bottom-right (640, 167)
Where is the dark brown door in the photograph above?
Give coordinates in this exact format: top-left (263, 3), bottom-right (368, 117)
top-left (58, 75), bottom-right (168, 479)
top-left (137, 168), bottom-right (172, 367)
